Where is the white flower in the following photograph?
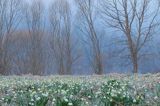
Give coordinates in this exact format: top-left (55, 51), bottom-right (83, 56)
top-left (52, 98), bottom-right (56, 102)
top-left (52, 101), bottom-right (55, 104)
top-left (154, 96), bottom-right (158, 100)
top-left (31, 98), bottom-right (34, 101)
top-left (110, 99), bottom-right (113, 102)
top-left (146, 101), bottom-right (150, 104)
top-left (118, 91), bottom-right (121, 94)
top-left (61, 90), bottom-right (66, 95)
top-left (133, 99), bottom-right (136, 103)
top-left (81, 98), bottom-right (85, 101)
top-left (122, 86), bottom-right (125, 90)
top-left (88, 96), bottom-right (91, 98)
top-left (85, 101), bottom-right (89, 104)
top-left (70, 95), bottom-right (73, 98)
top-left (29, 102), bottom-right (34, 106)
top-left (31, 91), bottom-right (36, 95)
top-left (36, 97), bottom-right (41, 101)
top-left (42, 92), bottom-right (48, 97)
top-left (64, 98), bottom-right (68, 102)
top-left (68, 102), bottom-right (73, 106)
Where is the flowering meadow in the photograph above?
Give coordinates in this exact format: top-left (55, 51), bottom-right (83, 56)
top-left (0, 73), bottom-right (160, 106)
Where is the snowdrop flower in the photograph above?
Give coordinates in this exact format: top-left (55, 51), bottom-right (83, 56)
top-left (110, 99), bottom-right (113, 102)
top-left (88, 96), bottom-right (91, 98)
top-left (154, 96), bottom-right (158, 100)
top-left (70, 95), bottom-right (73, 98)
top-left (85, 101), bottom-right (89, 105)
top-left (133, 99), bottom-right (136, 103)
top-left (61, 90), bottom-right (66, 95)
top-left (123, 94), bottom-right (126, 98)
top-left (68, 102), bottom-right (73, 106)
top-left (31, 98), bottom-right (34, 102)
top-left (118, 91), bottom-right (121, 94)
top-left (29, 101), bottom-right (35, 105)
top-left (52, 98), bottom-right (56, 102)
top-left (42, 92), bottom-right (48, 97)
top-left (36, 97), bottom-right (41, 101)
top-left (146, 101), bottom-right (150, 104)
top-left (31, 91), bottom-right (36, 96)
top-left (81, 98), bottom-right (85, 101)
top-left (64, 98), bottom-right (68, 102)
top-left (52, 101), bottom-right (55, 105)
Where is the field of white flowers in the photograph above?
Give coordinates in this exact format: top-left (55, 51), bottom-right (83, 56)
top-left (0, 73), bottom-right (160, 106)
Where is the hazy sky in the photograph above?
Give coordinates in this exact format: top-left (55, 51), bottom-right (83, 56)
top-left (26, 0), bottom-right (74, 5)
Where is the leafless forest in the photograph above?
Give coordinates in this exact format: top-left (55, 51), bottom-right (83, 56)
top-left (0, 0), bottom-right (160, 75)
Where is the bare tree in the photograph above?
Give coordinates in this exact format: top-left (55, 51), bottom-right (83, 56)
top-left (10, 31), bottom-right (31, 75)
top-left (49, 0), bottom-right (79, 75)
top-left (24, 0), bottom-right (45, 75)
top-left (75, 0), bottom-right (104, 75)
top-left (100, 0), bottom-right (160, 73)
top-left (0, 0), bottom-right (23, 75)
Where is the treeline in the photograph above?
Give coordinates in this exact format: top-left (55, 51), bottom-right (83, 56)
top-left (0, 0), bottom-right (160, 75)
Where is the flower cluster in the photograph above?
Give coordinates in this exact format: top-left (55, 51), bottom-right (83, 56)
top-left (0, 74), bottom-right (159, 106)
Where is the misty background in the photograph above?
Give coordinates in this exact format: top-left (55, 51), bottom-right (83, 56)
top-left (0, 0), bottom-right (160, 75)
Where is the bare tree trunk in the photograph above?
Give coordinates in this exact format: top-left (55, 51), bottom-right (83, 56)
top-left (76, 0), bottom-right (104, 75)
top-left (0, 0), bottom-right (23, 75)
top-left (49, 0), bottom-right (79, 75)
top-left (24, 0), bottom-right (45, 75)
top-left (100, 0), bottom-right (160, 74)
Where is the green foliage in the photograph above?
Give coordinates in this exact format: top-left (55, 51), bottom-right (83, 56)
top-left (100, 80), bottom-right (144, 105)
top-left (0, 76), bottom-right (159, 106)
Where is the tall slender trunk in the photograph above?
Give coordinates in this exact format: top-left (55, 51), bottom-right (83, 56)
top-left (132, 52), bottom-right (138, 74)
top-left (97, 62), bottom-right (103, 75)
top-left (126, 23), bottom-right (138, 74)
top-left (96, 50), bottom-right (103, 75)
top-left (127, 39), bottom-right (139, 74)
